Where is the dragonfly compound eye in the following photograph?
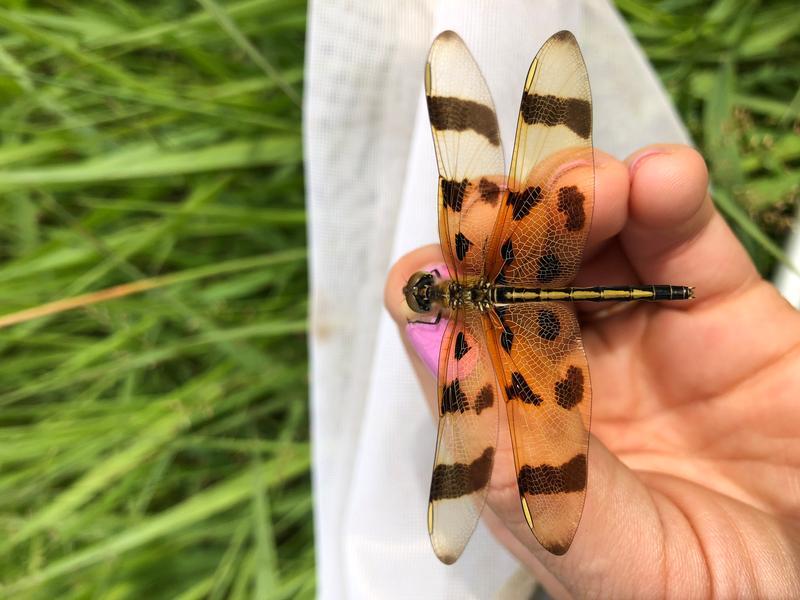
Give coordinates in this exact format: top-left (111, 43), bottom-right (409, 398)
top-left (403, 271), bottom-right (434, 313)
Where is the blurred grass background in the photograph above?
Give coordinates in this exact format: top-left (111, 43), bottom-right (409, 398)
top-left (618, 0), bottom-right (800, 273)
top-left (0, 0), bottom-right (796, 598)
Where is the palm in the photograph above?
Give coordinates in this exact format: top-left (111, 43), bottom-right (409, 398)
top-left (586, 282), bottom-right (799, 502)
top-left (563, 275), bottom-right (800, 597)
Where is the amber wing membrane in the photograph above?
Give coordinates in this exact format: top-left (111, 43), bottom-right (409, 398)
top-left (486, 31), bottom-right (594, 288)
top-left (484, 31), bottom-right (594, 555)
top-left (486, 303), bottom-right (591, 554)
top-left (425, 30), bottom-right (506, 281)
top-left (429, 308), bottom-right (500, 564)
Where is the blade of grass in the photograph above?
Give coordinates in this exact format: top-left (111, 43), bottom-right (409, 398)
top-left (0, 137), bottom-right (301, 190)
top-left (195, 0), bottom-right (300, 106)
top-left (0, 248), bottom-right (305, 329)
top-left (714, 187), bottom-right (800, 274)
top-left (1, 453), bottom-right (310, 596)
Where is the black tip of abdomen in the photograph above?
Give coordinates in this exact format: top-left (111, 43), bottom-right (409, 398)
top-left (652, 285), bottom-right (693, 300)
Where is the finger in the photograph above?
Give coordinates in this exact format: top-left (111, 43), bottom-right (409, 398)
top-left (504, 439), bottom-right (672, 597)
top-left (480, 504), bottom-right (571, 598)
top-left (582, 149), bottom-right (630, 260)
top-left (572, 239), bottom-right (641, 316)
top-left (384, 245), bottom-right (448, 414)
top-left (572, 150), bottom-right (636, 314)
top-left (621, 145), bottom-right (760, 303)
top-left (384, 244), bottom-right (444, 325)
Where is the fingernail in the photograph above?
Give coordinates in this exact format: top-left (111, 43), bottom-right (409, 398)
top-left (628, 149), bottom-right (667, 179)
top-left (405, 262), bottom-right (449, 377)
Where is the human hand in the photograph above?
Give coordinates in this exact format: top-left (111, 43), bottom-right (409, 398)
top-left (385, 144), bottom-right (800, 598)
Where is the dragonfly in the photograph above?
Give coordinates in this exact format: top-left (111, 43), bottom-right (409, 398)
top-left (403, 30), bottom-right (693, 564)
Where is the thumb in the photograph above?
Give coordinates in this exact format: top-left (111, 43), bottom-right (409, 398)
top-left (385, 245), bottom-right (673, 597)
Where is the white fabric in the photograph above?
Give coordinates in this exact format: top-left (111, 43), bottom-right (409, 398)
top-left (774, 205), bottom-right (800, 307)
top-left (304, 2), bottom-right (689, 598)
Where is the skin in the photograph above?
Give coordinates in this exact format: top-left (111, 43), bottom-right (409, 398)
top-left (384, 145), bottom-right (800, 598)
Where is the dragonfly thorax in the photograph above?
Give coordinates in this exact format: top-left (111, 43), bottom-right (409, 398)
top-left (447, 279), bottom-right (493, 311)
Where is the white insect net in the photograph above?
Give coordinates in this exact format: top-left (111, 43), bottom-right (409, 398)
top-left (304, 1), bottom-right (690, 597)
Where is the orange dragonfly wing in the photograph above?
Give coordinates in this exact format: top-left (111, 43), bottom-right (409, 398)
top-left (486, 31), bottom-right (594, 288)
top-left (486, 302), bottom-right (590, 554)
top-left (426, 30), bottom-right (505, 281)
top-left (485, 31), bottom-right (594, 555)
top-left (424, 31), bottom-right (505, 564)
top-left (428, 308), bottom-right (499, 564)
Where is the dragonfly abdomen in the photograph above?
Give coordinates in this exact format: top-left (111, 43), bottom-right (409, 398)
top-left (495, 285), bottom-right (694, 303)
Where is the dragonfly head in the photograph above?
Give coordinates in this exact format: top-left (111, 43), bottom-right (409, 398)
top-left (403, 271), bottom-right (435, 314)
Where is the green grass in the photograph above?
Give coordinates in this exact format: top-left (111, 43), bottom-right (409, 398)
top-left (0, 1), bottom-right (310, 598)
top-left (0, 1), bottom-right (796, 598)
top-left (617, 0), bottom-right (800, 274)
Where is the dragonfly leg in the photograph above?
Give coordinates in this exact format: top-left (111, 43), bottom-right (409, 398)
top-left (407, 310), bottom-right (442, 326)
